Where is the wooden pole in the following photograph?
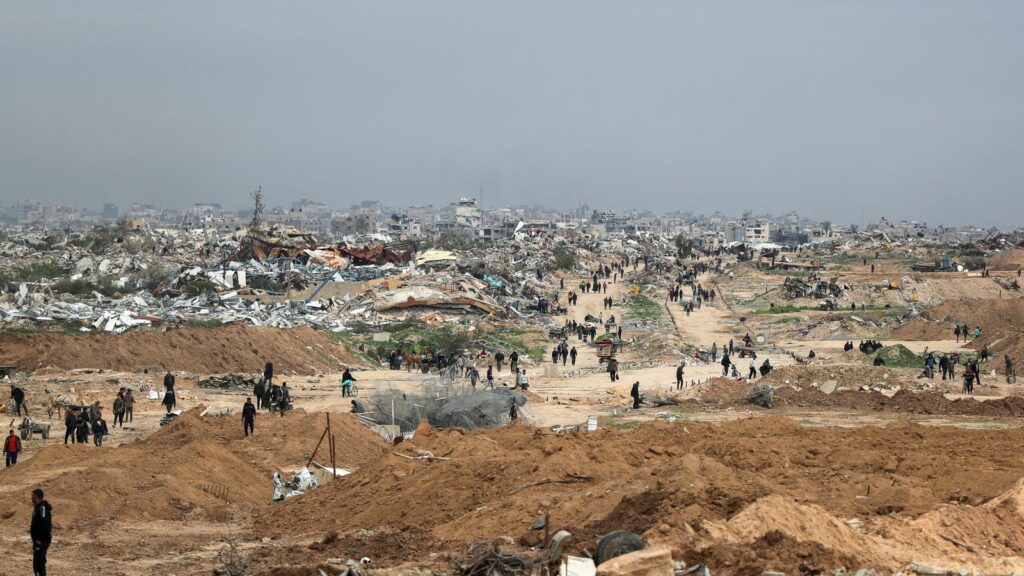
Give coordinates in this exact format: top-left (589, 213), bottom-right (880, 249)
top-left (306, 426), bottom-right (329, 468)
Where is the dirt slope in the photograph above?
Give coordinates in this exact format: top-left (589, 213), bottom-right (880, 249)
top-left (893, 297), bottom-right (1024, 340)
top-left (256, 418), bottom-right (1024, 573)
top-left (0, 325), bottom-right (361, 374)
top-left (0, 409), bottom-right (387, 525)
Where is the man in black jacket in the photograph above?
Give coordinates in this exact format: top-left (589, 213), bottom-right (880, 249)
top-left (10, 385), bottom-right (26, 416)
top-left (30, 488), bottom-right (51, 576)
top-left (630, 382), bottom-right (641, 409)
top-left (242, 397), bottom-right (256, 437)
top-left (162, 371), bottom-right (176, 414)
top-left (253, 379), bottom-right (266, 410)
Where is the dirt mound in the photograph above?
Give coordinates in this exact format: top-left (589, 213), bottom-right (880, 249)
top-left (255, 418), bottom-right (1024, 572)
top-left (891, 318), bottom-right (956, 340)
top-left (967, 332), bottom-right (1024, 375)
top-left (680, 529), bottom-right (863, 575)
top-left (920, 297), bottom-right (1024, 334)
top-left (989, 249), bottom-right (1024, 271)
top-left (761, 365), bottom-right (903, 389)
top-left (774, 388), bottom-right (1024, 417)
top-left (0, 324), bottom-right (362, 374)
top-left (0, 409), bottom-right (387, 525)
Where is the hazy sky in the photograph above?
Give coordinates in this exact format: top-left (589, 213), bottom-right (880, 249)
top-left (2, 1), bottom-right (1022, 226)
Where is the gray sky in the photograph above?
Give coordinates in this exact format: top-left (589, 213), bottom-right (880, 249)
top-left (2, 1), bottom-right (1022, 226)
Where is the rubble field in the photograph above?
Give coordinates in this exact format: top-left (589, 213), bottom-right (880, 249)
top-left (0, 324), bottom-right (361, 374)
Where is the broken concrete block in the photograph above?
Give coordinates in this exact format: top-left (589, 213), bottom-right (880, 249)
top-left (564, 556), bottom-right (597, 576)
top-left (596, 546), bottom-right (673, 576)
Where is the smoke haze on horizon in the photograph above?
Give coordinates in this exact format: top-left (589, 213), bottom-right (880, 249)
top-left (1, 1), bottom-right (1022, 226)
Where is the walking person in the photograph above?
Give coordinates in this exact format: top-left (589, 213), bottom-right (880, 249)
top-left (630, 381), bottom-right (641, 409)
top-left (261, 384), bottom-right (273, 412)
top-left (162, 370), bottom-right (176, 414)
top-left (74, 412), bottom-right (90, 444)
top-left (124, 389), bottom-right (135, 423)
top-left (5, 429), bottom-right (21, 467)
top-left (748, 357), bottom-right (757, 380)
top-left (91, 415), bottom-right (108, 447)
top-left (963, 367), bottom-right (976, 395)
top-left (112, 390), bottom-right (126, 429)
top-left (676, 362), bottom-right (685, 390)
top-left (10, 385), bottom-right (27, 416)
top-left (30, 488), bottom-right (52, 576)
top-left (278, 382), bottom-right (291, 417)
top-left (254, 378), bottom-right (266, 410)
top-left (486, 365), bottom-right (494, 389)
top-left (242, 397), bottom-right (256, 437)
top-left (721, 352), bottom-right (731, 377)
top-left (341, 368), bottom-right (356, 398)
top-left (570, 346), bottom-right (577, 366)
top-left (63, 408), bottom-right (77, 445)
top-left (263, 362), bottom-right (274, 387)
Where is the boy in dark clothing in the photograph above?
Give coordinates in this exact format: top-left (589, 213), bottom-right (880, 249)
top-left (30, 488), bottom-right (52, 576)
top-left (75, 416), bottom-right (90, 444)
top-left (242, 397), bottom-right (256, 437)
top-left (91, 417), bottom-right (108, 447)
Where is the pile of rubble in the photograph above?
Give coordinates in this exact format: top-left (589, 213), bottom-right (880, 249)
top-left (0, 225), bottom-right (658, 336)
top-left (198, 373), bottom-right (259, 389)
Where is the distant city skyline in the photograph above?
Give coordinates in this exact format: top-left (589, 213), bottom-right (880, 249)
top-left (2, 2), bottom-right (1022, 227)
